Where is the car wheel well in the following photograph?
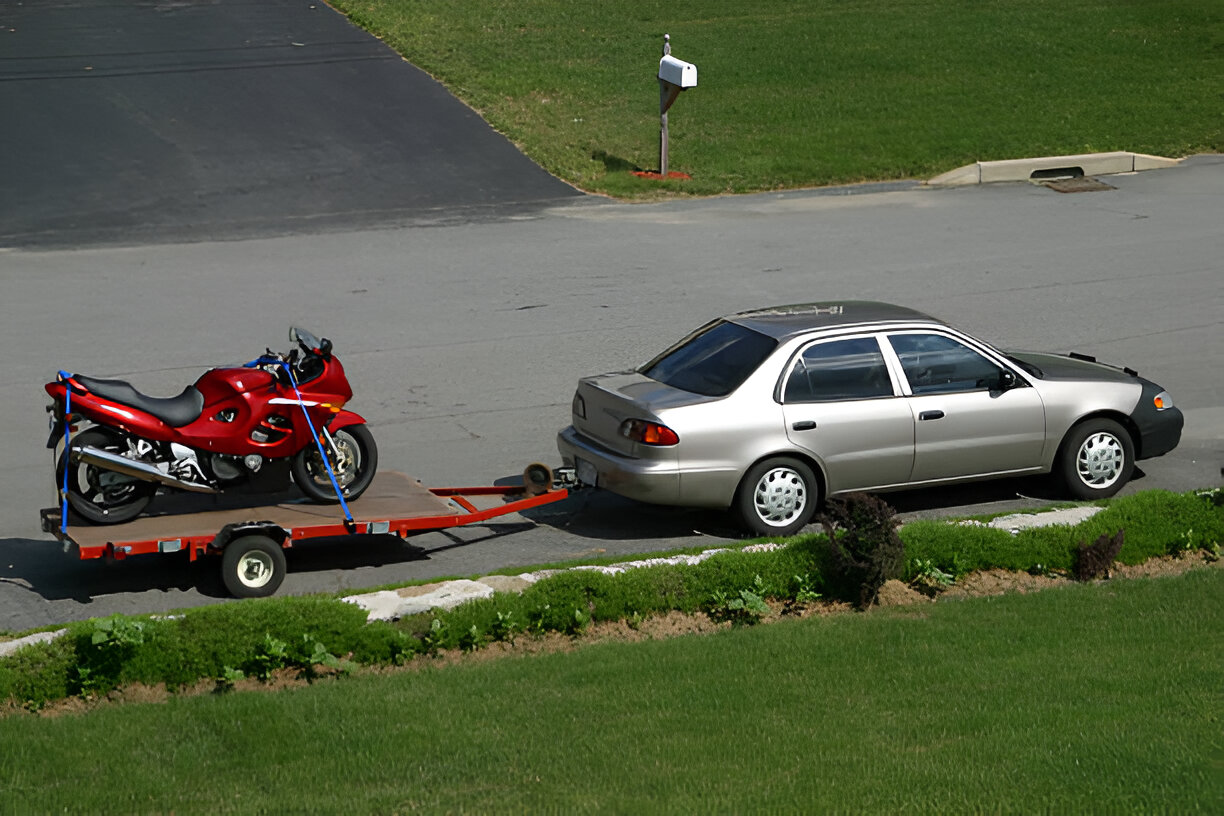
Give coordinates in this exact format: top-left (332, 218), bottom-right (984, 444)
top-left (737, 451), bottom-right (828, 507)
top-left (1056, 411), bottom-right (1140, 461)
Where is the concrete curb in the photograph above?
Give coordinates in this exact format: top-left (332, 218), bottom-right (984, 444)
top-left (0, 629), bottom-right (67, 659)
top-left (928, 151), bottom-right (1180, 186)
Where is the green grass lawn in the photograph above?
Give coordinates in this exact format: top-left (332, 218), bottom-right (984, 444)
top-left (330, 0), bottom-right (1223, 197)
top-left (2, 569), bottom-right (1219, 812)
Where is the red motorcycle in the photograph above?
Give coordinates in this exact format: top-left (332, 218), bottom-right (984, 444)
top-left (45, 328), bottom-right (378, 525)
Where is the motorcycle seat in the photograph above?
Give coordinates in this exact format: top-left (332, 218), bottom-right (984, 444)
top-left (72, 375), bottom-right (206, 428)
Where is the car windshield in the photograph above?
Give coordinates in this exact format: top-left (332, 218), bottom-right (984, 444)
top-left (640, 320), bottom-right (778, 397)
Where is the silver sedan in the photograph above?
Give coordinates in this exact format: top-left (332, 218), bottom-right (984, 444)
top-left (557, 302), bottom-right (1183, 536)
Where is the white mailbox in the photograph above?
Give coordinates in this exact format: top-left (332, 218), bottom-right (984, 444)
top-left (658, 54), bottom-right (697, 88)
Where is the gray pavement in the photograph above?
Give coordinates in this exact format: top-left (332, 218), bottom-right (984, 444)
top-left (0, 0), bottom-right (580, 249)
top-left (1, 156), bottom-right (1221, 630)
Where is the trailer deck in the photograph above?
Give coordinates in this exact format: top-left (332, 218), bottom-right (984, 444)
top-left (40, 469), bottom-right (573, 597)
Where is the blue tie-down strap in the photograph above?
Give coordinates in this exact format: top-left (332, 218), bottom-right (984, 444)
top-left (269, 360), bottom-right (355, 528)
top-left (60, 373), bottom-right (73, 534)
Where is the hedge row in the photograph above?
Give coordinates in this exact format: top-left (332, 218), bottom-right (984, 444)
top-left (1, 487), bottom-right (1219, 708)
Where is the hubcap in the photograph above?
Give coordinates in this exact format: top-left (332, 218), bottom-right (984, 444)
top-left (1076, 432), bottom-right (1124, 488)
top-left (237, 551), bottom-right (274, 588)
top-left (753, 467), bottom-right (807, 527)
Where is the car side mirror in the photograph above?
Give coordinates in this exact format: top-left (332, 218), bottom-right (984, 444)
top-left (997, 369), bottom-right (1018, 391)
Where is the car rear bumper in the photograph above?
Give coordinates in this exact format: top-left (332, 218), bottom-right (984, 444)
top-left (556, 425), bottom-right (681, 505)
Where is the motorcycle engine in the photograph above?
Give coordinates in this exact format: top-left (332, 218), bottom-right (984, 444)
top-left (210, 454), bottom-right (244, 482)
top-left (211, 454), bottom-right (264, 481)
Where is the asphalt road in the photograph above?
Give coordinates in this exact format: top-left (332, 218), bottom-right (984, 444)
top-left (2, 156), bottom-right (1221, 630)
top-left (0, 0), bottom-right (580, 249)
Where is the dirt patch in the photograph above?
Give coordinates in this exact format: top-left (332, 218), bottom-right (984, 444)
top-left (939, 569), bottom-right (1069, 599)
top-left (876, 580), bottom-right (932, 606)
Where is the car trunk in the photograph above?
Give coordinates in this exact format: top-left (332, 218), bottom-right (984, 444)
top-left (571, 371), bottom-right (712, 457)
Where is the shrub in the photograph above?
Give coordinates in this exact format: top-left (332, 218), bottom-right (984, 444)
top-left (818, 493), bottom-right (905, 607)
top-left (1073, 530), bottom-right (1125, 582)
top-left (0, 637), bottom-right (75, 707)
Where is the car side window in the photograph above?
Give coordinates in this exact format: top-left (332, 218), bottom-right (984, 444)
top-left (784, 337), bottom-right (894, 403)
top-left (887, 333), bottom-right (1001, 395)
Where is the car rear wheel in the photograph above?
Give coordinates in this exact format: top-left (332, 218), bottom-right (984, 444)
top-left (734, 457), bottom-right (819, 537)
top-left (1058, 418), bottom-right (1134, 500)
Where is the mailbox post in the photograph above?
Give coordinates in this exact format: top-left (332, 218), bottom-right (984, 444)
top-left (657, 34), bottom-right (696, 177)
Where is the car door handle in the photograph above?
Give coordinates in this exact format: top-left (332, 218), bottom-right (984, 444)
top-left (918, 410), bottom-right (945, 421)
top-left (791, 420), bottom-right (817, 431)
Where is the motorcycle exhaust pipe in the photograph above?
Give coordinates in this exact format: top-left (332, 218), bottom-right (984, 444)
top-left (71, 445), bottom-right (219, 494)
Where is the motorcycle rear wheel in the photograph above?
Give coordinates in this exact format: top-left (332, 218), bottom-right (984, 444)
top-left (55, 428), bottom-right (156, 525)
top-left (291, 424), bottom-right (378, 503)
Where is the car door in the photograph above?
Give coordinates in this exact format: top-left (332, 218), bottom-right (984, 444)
top-left (781, 335), bottom-right (915, 492)
top-left (884, 331), bottom-right (1046, 482)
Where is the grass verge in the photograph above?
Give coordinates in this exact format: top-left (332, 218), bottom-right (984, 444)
top-left (1, 570), bottom-right (1220, 812)
top-left (2, 488), bottom-right (1220, 707)
top-left (328, 0), bottom-right (1224, 197)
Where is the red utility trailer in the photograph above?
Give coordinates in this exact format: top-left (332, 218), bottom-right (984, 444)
top-left (40, 469), bottom-right (573, 598)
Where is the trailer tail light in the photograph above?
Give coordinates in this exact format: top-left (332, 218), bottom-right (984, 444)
top-left (619, 419), bottom-right (679, 446)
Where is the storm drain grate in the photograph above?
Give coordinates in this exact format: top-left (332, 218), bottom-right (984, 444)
top-left (1040, 176), bottom-right (1117, 193)
top-left (1028, 165), bottom-right (1115, 193)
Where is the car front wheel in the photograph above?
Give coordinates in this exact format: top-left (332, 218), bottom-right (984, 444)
top-left (1058, 418), bottom-right (1135, 500)
top-left (734, 457), bottom-right (819, 537)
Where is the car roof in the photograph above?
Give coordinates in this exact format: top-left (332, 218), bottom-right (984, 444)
top-left (726, 301), bottom-right (942, 341)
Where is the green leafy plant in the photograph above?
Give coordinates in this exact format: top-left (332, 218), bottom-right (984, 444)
top-left (566, 608), bottom-right (589, 637)
top-left (421, 619), bottom-right (448, 655)
top-left (215, 666), bottom-right (245, 694)
top-left (706, 576), bottom-right (772, 626)
top-left (458, 625), bottom-right (486, 653)
top-left (90, 615), bottom-right (146, 649)
top-left (70, 615), bottom-right (149, 696)
top-left (248, 634), bottom-right (290, 682)
top-left (527, 604), bottom-right (552, 635)
top-left (782, 573), bottom-right (822, 614)
top-left (490, 611), bottom-right (519, 643)
top-left (911, 558), bottom-right (955, 589)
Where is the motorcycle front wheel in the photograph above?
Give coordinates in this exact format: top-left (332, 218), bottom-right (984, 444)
top-left (291, 424), bottom-right (378, 503)
top-left (55, 428), bottom-right (157, 525)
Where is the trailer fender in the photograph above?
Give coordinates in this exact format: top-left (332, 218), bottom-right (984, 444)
top-left (212, 521), bottom-right (288, 553)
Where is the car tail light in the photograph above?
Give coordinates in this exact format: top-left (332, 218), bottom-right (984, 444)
top-left (573, 393), bottom-right (586, 420)
top-left (619, 419), bottom-right (679, 446)
top-left (1153, 391), bottom-right (1173, 411)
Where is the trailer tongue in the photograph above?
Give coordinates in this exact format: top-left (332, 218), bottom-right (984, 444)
top-left (41, 468), bottom-right (574, 598)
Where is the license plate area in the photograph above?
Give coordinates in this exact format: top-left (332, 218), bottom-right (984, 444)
top-left (575, 457), bottom-right (598, 487)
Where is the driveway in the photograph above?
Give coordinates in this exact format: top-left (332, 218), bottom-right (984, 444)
top-left (0, 0), bottom-right (582, 248)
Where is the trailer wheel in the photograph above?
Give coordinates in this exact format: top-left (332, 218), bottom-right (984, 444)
top-left (222, 535), bottom-right (286, 598)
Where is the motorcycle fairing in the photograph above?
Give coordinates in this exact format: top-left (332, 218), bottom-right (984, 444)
top-left (45, 360), bottom-right (356, 458)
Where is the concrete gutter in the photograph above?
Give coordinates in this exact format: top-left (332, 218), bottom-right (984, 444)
top-left (928, 151), bottom-right (1180, 186)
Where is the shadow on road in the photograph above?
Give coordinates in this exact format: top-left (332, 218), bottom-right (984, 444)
top-left (0, 533), bottom-right (434, 603)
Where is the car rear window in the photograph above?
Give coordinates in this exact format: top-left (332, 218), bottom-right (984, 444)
top-left (641, 320), bottom-right (777, 397)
